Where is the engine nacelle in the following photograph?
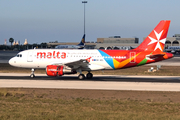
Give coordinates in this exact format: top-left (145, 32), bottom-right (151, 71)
top-left (46, 65), bottom-right (76, 77)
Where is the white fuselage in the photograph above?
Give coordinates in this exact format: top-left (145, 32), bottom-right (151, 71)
top-left (9, 49), bottom-right (113, 71)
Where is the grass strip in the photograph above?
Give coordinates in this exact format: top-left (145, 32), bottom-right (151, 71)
top-left (0, 88), bottom-right (180, 120)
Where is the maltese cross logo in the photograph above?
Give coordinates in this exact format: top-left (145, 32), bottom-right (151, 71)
top-left (148, 30), bottom-right (166, 51)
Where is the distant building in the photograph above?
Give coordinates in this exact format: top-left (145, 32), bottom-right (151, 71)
top-left (4, 39), bottom-right (7, 45)
top-left (44, 34), bottom-right (180, 50)
top-left (16, 41), bottom-right (19, 45)
top-left (165, 34), bottom-right (180, 48)
top-left (95, 36), bottom-right (139, 50)
top-left (46, 36), bottom-right (139, 49)
top-left (13, 41), bottom-right (19, 45)
top-left (24, 39), bottom-right (28, 45)
top-left (13, 41), bottom-right (16, 45)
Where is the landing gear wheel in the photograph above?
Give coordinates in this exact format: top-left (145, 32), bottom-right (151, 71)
top-left (78, 74), bottom-right (85, 80)
top-left (30, 68), bottom-right (35, 78)
top-left (30, 74), bottom-right (35, 78)
top-left (86, 72), bottom-right (93, 79)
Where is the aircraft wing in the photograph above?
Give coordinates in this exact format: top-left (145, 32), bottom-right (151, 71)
top-left (64, 59), bottom-right (89, 69)
top-left (51, 57), bottom-right (104, 71)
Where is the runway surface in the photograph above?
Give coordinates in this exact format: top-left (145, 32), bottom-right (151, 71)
top-left (1, 73), bottom-right (180, 91)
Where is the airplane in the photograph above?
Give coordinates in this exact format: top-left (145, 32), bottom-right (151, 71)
top-left (55, 34), bottom-right (85, 49)
top-left (165, 46), bottom-right (180, 54)
top-left (9, 20), bottom-right (173, 80)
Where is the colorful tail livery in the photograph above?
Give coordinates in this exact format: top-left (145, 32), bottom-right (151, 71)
top-left (78, 34), bottom-right (85, 46)
top-left (9, 20), bottom-right (173, 79)
top-left (136, 20), bottom-right (170, 52)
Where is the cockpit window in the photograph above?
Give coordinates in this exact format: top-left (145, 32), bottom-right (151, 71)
top-left (16, 54), bottom-right (22, 57)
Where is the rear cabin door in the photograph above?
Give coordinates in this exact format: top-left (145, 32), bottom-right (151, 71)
top-left (130, 52), bottom-right (136, 63)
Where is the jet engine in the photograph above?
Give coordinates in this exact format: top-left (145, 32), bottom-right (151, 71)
top-left (46, 65), bottom-right (76, 77)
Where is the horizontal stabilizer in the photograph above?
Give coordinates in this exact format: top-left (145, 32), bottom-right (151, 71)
top-left (146, 54), bottom-right (165, 59)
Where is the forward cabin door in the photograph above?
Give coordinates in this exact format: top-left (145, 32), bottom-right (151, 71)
top-left (130, 52), bottom-right (136, 63)
top-left (27, 51), bottom-right (33, 62)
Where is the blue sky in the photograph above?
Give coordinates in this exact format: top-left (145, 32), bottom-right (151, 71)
top-left (1, 0), bottom-right (180, 45)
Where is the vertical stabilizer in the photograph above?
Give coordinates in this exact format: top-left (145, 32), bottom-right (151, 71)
top-left (78, 34), bottom-right (85, 45)
top-left (135, 20), bottom-right (170, 53)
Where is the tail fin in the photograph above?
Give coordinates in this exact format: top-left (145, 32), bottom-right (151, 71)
top-left (78, 34), bottom-right (85, 45)
top-left (135, 20), bottom-right (170, 52)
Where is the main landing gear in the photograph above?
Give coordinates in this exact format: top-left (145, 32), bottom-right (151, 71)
top-left (30, 68), bottom-right (35, 78)
top-left (86, 72), bottom-right (93, 79)
top-left (78, 72), bottom-right (93, 80)
top-left (78, 74), bottom-right (85, 80)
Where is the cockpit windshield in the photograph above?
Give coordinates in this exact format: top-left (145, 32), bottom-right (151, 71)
top-left (16, 54), bottom-right (22, 57)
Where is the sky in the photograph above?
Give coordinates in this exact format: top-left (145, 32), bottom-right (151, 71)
top-left (1, 0), bottom-right (180, 45)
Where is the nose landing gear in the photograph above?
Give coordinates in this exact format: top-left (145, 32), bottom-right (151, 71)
top-left (30, 68), bottom-right (35, 78)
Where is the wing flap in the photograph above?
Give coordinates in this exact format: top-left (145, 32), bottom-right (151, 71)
top-left (64, 59), bottom-right (89, 69)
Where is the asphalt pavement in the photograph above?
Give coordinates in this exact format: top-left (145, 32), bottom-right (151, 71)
top-left (1, 73), bottom-right (180, 91)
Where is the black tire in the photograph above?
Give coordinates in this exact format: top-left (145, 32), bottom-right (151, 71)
top-left (86, 73), bottom-right (93, 79)
top-left (30, 74), bottom-right (35, 78)
top-left (78, 74), bottom-right (85, 80)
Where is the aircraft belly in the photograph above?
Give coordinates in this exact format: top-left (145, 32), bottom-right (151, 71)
top-left (86, 61), bottom-right (112, 71)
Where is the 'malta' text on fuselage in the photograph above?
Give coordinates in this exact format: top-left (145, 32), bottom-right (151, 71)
top-left (37, 51), bottom-right (66, 59)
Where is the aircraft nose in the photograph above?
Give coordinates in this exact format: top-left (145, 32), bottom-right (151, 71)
top-left (9, 58), bottom-right (16, 66)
